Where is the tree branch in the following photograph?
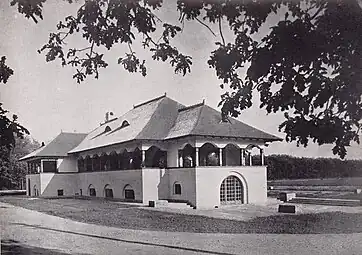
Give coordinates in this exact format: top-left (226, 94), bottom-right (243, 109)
top-left (219, 17), bottom-right (226, 46)
top-left (196, 17), bottom-right (216, 37)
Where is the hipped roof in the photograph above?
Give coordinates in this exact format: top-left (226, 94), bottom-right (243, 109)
top-left (69, 95), bottom-right (281, 154)
top-left (19, 132), bottom-right (87, 161)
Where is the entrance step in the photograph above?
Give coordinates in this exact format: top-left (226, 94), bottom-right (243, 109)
top-left (289, 197), bottom-right (361, 207)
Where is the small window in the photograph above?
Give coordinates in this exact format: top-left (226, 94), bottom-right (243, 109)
top-left (121, 120), bottom-right (129, 128)
top-left (89, 188), bottom-right (96, 197)
top-left (105, 126), bottom-right (111, 132)
top-left (174, 183), bottom-right (181, 195)
top-left (105, 188), bottom-right (113, 198)
top-left (57, 189), bottom-right (64, 196)
top-left (80, 189), bottom-right (82, 196)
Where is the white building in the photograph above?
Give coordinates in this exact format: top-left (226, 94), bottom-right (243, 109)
top-left (21, 94), bottom-right (281, 208)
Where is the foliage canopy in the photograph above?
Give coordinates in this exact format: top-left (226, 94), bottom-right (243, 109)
top-left (6, 0), bottom-right (362, 158)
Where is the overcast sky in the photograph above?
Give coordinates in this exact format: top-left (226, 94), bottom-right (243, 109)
top-left (1, 0), bottom-right (361, 159)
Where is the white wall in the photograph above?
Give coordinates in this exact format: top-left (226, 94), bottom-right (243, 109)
top-left (168, 168), bottom-right (197, 206)
top-left (40, 173), bottom-right (79, 196)
top-left (26, 174), bottom-right (40, 196)
top-left (77, 170), bottom-right (143, 200)
top-left (142, 168), bottom-right (160, 204)
top-left (195, 166), bottom-right (267, 208)
top-left (57, 158), bottom-right (77, 173)
top-left (157, 168), bottom-right (169, 199)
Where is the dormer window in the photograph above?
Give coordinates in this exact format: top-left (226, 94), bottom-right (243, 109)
top-left (121, 120), bottom-right (129, 128)
top-left (105, 126), bottom-right (111, 132)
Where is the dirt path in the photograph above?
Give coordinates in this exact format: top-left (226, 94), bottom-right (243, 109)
top-left (1, 202), bottom-right (362, 255)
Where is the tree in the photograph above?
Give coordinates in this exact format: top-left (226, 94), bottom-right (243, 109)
top-left (0, 136), bottom-right (40, 189)
top-left (7, 0), bottom-right (362, 158)
top-left (0, 56), bottom-right (29, 161)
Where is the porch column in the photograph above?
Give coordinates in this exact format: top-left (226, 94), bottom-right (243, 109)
top-left (195, 147), bottom-right (199, 167)
top-left (241, 149), bottom-right (246, 166)
top-left (40, 160), bottom-right (44, 173)
top-left (219, 148), bottom-right (223, 166)
top-left (249, 152), bottom-right (252, 166)
top-left (260, 148), bottom-right (265, 166)
top-left (142, 150), bottom-right (146, 168)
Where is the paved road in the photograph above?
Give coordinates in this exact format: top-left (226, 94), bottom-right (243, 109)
top-left (1, 202), bottom-right (362, 255)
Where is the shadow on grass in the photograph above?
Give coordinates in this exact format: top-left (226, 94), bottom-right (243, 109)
top-left (2, 196), bottom-right (362, 234)
top-left (1, 239), bottom-right (86, 255)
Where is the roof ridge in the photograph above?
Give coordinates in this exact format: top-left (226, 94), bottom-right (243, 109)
top-left (178, 100), bottom-right (205, 112)
top-left (133, 93), bottom-right (167, 109)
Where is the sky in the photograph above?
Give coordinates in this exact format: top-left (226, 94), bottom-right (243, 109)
top-left (1, 0), bottom-right (361, 159)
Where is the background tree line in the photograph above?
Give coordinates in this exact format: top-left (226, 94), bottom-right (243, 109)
top-left (261, 154), bottom-right (362, 180)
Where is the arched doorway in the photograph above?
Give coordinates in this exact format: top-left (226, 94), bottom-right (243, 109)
top-left (220, 176), bottom-right (243, 205)
top-left (124, 184), bottom-right (135, 200)
top-left (33, 185), bottom-right (38, 197)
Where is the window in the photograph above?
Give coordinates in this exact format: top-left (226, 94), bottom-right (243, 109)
top-left (105, 188), bottom-right (113, 198)
top-left (89, 185), bottom-right (96, 197)
top-left (43, 161), bottom-right (57, 173)
top-left (105, 126), bottom-right (111, 132)
top-left (57, 189), bottom-right (64, 196)
top-left (121, 120), bottom-right (129, 128)
top-left (124, 184), bottom-right (135, 200)
top-left (174, 183), bottom-right (182, 195)
top-left (89, 188), bottom-right (96, 196)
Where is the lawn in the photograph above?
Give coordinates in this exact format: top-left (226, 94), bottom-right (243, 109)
top-left (1, 196), bottom-right (362, 234)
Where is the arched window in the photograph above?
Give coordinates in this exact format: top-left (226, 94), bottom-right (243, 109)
top-left (33, 185), bottom-right (38, 197)
top-left (85, 156), bottom-right (92, 172)
top-left (220, 176), bottom-right (243, 204)
top-left (124, 184), bottom-right (135, 200)
top-left (199, 143), bottom-right (219, 166)
top-left (109, 151), bottom-right (118, 170)
top-left (92, 154), bottom-right (100, 171)
top-left (121, 120), bottom-right (129, 128)
top-left (173, 182), bottom-right (182, 195)
top-left (77, 157), bottom-right (85, 172)
top-left (88, 184), bottom-right (96, 197)
top-left (104, 184), bottom-right (113, 198)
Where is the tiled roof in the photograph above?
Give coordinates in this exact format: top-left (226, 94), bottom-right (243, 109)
top-left (69, 95), bottom-right (184, 153)
top-left (166, 104), bottom-right (282, 141)
top-left (25, 95), bottom-right (282, 156)
top-left (19, 132), bottom-right (88, 161)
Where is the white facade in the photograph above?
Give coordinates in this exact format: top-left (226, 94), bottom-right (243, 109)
top-left (26, 137), bottom-right (269, 208)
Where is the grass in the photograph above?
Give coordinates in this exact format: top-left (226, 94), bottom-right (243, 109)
top-left (2, 196), bottom-right (362, 234)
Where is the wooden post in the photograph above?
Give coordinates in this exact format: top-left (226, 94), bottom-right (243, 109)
top-left (195, 148), bottom-right (199, 167)
top-left (260, 149), bottom-right (264, 166)
top-left (142, 150), bottom-right (146, 168)
top-left (219, 148), bottom-right (223, 166)
top-left (241, 149), bottom-right (246, 166)
top-left (249, 152), bottom-right (252, 166)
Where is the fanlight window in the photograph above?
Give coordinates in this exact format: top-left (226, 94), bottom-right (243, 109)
top-left (121, 120), bottom-right (129, 128)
